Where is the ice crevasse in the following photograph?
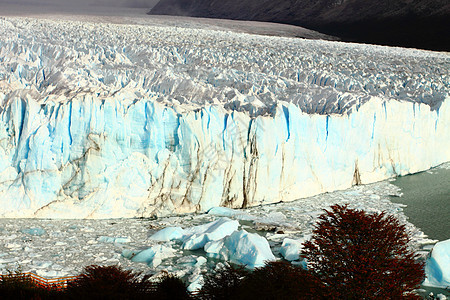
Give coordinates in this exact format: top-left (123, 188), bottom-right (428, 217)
top-left (0, 17), bottom-right (449, 218)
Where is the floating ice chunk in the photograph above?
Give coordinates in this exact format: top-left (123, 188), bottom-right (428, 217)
top-left (0, 234), bottom-right (17, 241)
top-left (176, 256), bottom-right (199, 267)
top-left (6, 243), bottom-right (21, 249)
top-left (254, 212), bottom-right (298, 231)
top-left (0, 257), bottom-right (17, 264)
top-left (187, 278), bottom-right (203, 293)
top-left (291, 260), bottom-right (308, 269)
top-left (187, 265), bottom-right (204, 292)
top-left (149, 227), bottom-right (185, 241)
top-left (195, 256), bottom-right (207, 267)
top-left (122, 245), bottom-right (175, 268)
top-left (21, 228), bottom-right (45, 236)
top-left (176, 255), bottom-right (208, 269)
top-left (256, 212), bottom-right (287, 225)
top-left (280, 239), bottom-right (303, 261)
top-left (205, 230), bottom-right (275, 268)
top-left (182, 218), bottom-right (239, 250)
top-left (33, 261), bottom-right (53, 269)
top-left (35, 269), bottom-right (62, 278)
top-left (97, 236), bottom-right (131, 244)
top-left (208, 207), bottom-right (256, 221)
top-left (279, 235), bottom-right (311, 261)
top-left (423, 239), bottom-right (450, 288)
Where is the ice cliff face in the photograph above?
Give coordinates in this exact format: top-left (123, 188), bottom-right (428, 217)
top-left (0, 17), bottom-right (449, 218)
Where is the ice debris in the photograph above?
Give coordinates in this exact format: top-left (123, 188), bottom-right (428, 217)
top-left (207, 207), bottom-right (256, 221)
top-left (97, 236), bottom-right (131, 244)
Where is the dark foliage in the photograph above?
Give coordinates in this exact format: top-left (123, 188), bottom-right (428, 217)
top-left (0, 272), bottom-right (62, 300)
top-left (151, 274), bottom-right (191, 300)
top-left (302, 204), bottom-right (425, 299)
top-left (65, 265), bottom-right (152, 300)
top-left (197, 264), bottom-right (249, 300)
top-left (238, 261), bottom-right (329, 300)
top-left (197, 261), bottom-right (328, 300)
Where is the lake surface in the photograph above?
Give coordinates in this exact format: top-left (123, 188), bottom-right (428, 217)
top-left (389, 163), bottom-right (450, 242)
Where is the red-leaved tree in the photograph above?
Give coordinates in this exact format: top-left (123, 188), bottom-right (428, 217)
top-left (302, 204), bottom-right (425, 299)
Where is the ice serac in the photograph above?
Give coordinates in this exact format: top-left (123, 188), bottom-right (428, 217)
top-left (0, 17), bottom-right (449, 218)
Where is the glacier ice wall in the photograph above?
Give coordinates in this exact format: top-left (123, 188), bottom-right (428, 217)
top-left (0, 17), bottom-right (449, 218)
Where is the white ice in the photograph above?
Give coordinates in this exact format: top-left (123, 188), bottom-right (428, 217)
top-left (150, 217), bottom-right (239, 250)
top-left (207, 207), bottom-right (256, 221)
top-left (181, 218), bottom-right (240, 250)
top-left (97, 236), bottom-right (131, 244)
top-left (122, 244), bottom-right (176, 268)
top-left (149, 227), bottom-right (185, 242)
top-left (279, 236), bottom-right (311, 261)
top-left (205, 230), bottom-right (275, 268)
top-left (0, 16), bottom-right (448, 218)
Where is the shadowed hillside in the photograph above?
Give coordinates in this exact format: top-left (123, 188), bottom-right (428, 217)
top-left (149, 0), bottom-right (450, 51)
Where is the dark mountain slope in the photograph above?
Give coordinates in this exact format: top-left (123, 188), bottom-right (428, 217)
top-left (149, 0), bottom-right (450, 51)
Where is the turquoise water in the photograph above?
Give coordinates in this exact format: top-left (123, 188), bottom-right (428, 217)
top-left (389, 164), bottom-right (450, 242)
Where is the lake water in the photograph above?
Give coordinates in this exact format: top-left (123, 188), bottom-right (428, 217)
top-left (389, 163), bottom-right (450, 242)
top-left (389, 163), bottom-right (450, 297)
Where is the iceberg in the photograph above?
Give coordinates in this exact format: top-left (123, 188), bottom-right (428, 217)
top-left (0, 17), bottom-right (449, 218)
top-left (423, 239), bottom-right (450, 289)
top-left (204, 230), bottom-right (276, 268)
top-left (181, 218), bottom-right (239, 250)
top-left (150, 217), bottom-right (239, 250)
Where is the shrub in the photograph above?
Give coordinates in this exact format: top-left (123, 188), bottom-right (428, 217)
top-left (302, 204), bottom-right (425, 299)
top-left (197, 264), bottom-right (249, 300)
top-left (238, 261), bottom-right (329, 300)
top-left (0, 271), bottom-right (60, 299)
top-left (151, 274), bottom-right (191, 300)
top-left (197, 261), bottom-right (328, 300)
top-left (65, 265), bottom-right (151, 299)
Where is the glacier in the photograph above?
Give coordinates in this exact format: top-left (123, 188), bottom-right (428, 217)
top-left (0, 16), bottom-right (449, 218)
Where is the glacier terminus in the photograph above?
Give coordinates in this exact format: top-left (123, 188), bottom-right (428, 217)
top-left (0, 17), bottom-right (449, 218)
